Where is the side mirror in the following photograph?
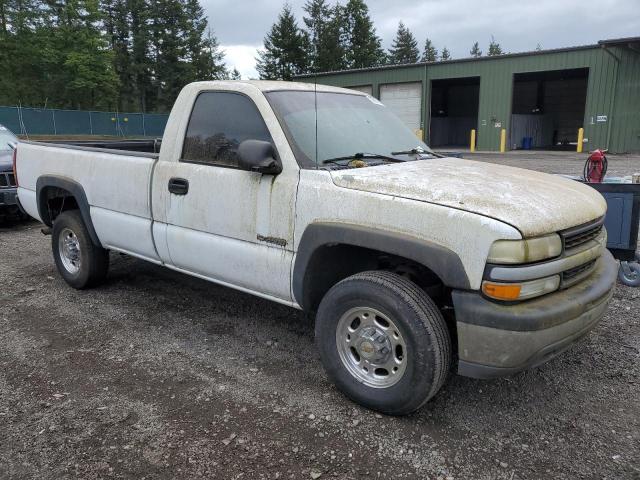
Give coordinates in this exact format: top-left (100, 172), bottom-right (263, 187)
top-left (238, 140), bottom-right (282, 175)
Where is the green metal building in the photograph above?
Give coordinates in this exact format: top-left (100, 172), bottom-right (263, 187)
top-left (295, 37), bottom-right (640, 153)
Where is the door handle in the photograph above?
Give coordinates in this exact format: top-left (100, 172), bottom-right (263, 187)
top-left (168, 177), bottom-right (189, 195)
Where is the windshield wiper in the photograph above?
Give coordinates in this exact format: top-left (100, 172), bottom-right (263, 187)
top-left (391, 147), bottom-right (443, 157)
top-left (321, 152), bottom-right (404, 165)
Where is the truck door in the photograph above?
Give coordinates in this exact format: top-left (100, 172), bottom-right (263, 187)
top-left (152, 91), bottom-right (297, 303)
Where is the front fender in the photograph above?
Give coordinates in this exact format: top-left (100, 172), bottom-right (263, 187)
top-left (292, 222), bottom-right (470, 308)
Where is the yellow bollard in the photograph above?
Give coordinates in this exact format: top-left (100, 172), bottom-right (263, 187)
top-left (500, 128), bottom-right (506, 153)
top-left (577, 128), bottom-right (584, 153)
top-left (470, 129), bottom-right (476, 152)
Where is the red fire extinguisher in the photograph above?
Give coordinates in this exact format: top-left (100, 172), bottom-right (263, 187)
top-left (583, 149), bottom-right (608, 183)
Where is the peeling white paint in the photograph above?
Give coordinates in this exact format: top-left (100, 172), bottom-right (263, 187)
top-left (331, 159), bottom-right (606, 237)
top-left (295, 170), bottom-right (520, 290)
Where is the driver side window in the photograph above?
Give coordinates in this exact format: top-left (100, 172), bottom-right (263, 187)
top-left (181, 92), bottom-right (272, 168)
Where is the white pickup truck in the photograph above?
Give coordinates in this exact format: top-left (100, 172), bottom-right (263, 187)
top-left (15, 81), bottom-right (617, 415)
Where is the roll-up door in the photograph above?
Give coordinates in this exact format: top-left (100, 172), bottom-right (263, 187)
top-left (379, 82), bottom-right (422, 132)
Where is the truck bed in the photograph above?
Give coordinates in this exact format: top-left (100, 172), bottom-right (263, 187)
top-left (16, 140), bottom-right (160, 262)
top-left (29, 139), bottom-right (161, 157)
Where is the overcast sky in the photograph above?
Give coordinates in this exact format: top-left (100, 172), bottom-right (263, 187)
top-left (202, 0), bottom-right (639, 79)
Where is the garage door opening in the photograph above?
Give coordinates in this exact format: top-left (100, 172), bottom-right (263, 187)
top-left (379, 82), bottom-right (422, 137)
top-left (510, 68), bottom-right (589, 150)
top-left (428, 77), bottom-right (479, 148)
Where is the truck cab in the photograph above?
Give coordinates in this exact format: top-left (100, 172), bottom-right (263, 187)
top-left (14, 81), bottom-right (618, 415)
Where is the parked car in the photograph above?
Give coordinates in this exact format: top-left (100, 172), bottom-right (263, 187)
top-left (14, 81), bottom-right (617, 415)
top-left (0, 124), bottom-right (19, 217)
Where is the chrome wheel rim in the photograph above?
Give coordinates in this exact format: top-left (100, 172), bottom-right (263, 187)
top-left (336, 307), bottom-right (407, 388)
top-left (59, 228), bottom-right (81, 274)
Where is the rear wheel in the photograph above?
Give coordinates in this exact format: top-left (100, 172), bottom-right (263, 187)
top-left (315, 271), bottom-right (451, 415)
top-left (52, 210), bottom-right (109, 289)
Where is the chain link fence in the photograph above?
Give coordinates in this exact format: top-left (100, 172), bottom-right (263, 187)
top-left (0, 106), bottom-right (169, 137)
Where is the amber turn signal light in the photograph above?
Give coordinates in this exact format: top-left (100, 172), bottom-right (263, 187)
top-left (482, 282), bottom-right (522, 301)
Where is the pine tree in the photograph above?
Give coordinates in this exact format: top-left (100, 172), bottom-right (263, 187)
top-left (229, 67), bottom-right (241, 80)
top-left (488, 35), bottom-right (503, 56)
top-left (341, 0), bottom-right (385, 69)
top-left (0, 0), bottom-right (228, 112)
top-left (0, 0), bottom-right (50, 107)
top-left (321, 7), bottom-right (346, 71)
top-left (202, 27), bottom-right (229, 80)
top-left (101, 0), bottom-right (136, 110)
top-left (1, 0), bottom-right (40, 33)
top-left (470, 41), bottom-right (482, 58)
top-left (148, 0), bottom-right (188, 111)
top-left (43, 0), bottom-right (119, 109)
top-left (440, 46), bottom-right (451, 61)
top-left (303, 0), bottom-right (345, 72)
top-left (146, 0), bottom-right (229, 111)
top-left (182, 0), bottom-right (227, 81)
top-left (101, 0), bottom-right (227, 112)
top-left (256, 4), bottom-right (309, 80)
top-left (388, 22), bottom-right (419, 64)
top-left (128, 0), bottom-right (153, 112)
top-left (420, 38), bottom-right (437, 62)
top-left (303, 0), bottom-right (327, 58)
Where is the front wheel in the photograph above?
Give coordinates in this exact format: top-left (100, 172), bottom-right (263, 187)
top-left (315, 271), bottom-right (451, 415)
top-left (52, 210), bottom-right (109, 289)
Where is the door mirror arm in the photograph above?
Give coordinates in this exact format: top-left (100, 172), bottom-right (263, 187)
top-left (238, 140), bottom-right (282, 175)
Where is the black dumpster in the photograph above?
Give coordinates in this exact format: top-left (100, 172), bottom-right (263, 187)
top-left (586, 182), bottom-right (640, 262)
top-left (582, 181), bottom-right (640, 286)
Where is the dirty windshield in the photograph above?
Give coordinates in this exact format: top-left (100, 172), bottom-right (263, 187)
top-left (265, 91), bottom-right (434, 168)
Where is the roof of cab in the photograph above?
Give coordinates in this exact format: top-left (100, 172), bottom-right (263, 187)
top-left (188, 80), bottom-right (366, 95)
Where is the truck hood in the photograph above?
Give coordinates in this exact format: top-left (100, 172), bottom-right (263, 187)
top-left (330, 158), bottom-right (607, 237)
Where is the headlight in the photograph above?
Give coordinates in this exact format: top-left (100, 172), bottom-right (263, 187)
top-left (487, 234), bottom-right (562, 264)
top-left (482, 275), bottom-right (560, 301)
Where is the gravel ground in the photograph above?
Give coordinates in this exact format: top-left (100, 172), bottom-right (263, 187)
top-left (460, 151), bottom-right (640, 178)
top-left (1, 155), bottom-right (640, 479)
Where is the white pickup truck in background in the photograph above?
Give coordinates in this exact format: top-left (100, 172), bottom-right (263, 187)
top-left (14, 80), bottom-right (618, 415)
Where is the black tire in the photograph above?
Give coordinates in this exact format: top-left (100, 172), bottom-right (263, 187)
top-left (315, 271), bottom-right (451, 415)
top-left (52, 210), bottom-right (109, 289)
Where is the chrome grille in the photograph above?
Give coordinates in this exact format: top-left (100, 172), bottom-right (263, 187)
top-left (0, 172), bottom-right (16, 188)
top-left (561, 219), bottom-right (604, 251)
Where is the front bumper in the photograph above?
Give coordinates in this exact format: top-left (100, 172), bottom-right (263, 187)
top-left (453, 249), bottom-right (617, 378)
top-left (0, 187), bottom-right (18, 207)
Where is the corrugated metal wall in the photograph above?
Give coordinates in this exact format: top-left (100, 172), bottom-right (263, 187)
top-left (305, 45), bottom-right (639, 153)
top-left (608, 46), bottom-right (640, 153)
